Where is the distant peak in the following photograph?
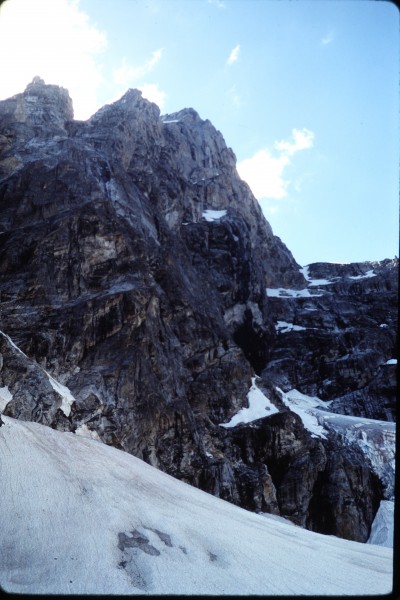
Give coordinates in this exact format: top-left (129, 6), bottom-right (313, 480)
top-left (31, 76), bottom-right (45, 85)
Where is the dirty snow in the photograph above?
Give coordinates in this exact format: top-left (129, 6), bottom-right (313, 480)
top-left (0, 416), bottom-right (393, 595)
top-left (220, 377), bottom-right (279, 427)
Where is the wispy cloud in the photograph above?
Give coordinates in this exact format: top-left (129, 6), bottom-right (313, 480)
top-left (113, 49), bottom-right (163, 86)
top-left (227, 84), bottom-right (242, 109)
top-left (227, 44), bottom-right (240, 65)
top-left (0, 0), bottom-right (107, 120)
top-left (237, 128), bottom-right (315, 202)
top-left (321, 30), bottom-right (334, 46)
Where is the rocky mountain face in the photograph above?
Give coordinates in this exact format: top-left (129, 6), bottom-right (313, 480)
top-left (0, 78), bottom-right (397, 543)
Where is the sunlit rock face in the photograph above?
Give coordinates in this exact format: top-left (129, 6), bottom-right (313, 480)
top-left (0, 79), bottom-right (396, 543)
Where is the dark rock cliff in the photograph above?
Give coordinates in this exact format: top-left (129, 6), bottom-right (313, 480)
top-left (0, 78), bottom-right (396, 543)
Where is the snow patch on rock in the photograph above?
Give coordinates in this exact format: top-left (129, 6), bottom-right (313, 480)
top-left (220, 377), bottom-right (279, 428)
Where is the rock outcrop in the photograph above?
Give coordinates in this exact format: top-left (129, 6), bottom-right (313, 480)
top-left (0, 78), bottom-right (396, 543)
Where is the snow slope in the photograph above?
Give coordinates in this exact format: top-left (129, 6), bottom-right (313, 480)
top-left (0, 416), bottom-right (393, 595)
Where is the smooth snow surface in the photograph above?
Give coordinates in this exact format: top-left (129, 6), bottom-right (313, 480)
top-left (220, 377), bottom-right (278, 427)
top-left (0, 416), bottom-right (393, 595)
top-left (368, 501), bottom-right (395, 548)
top-left (202, 209), bottom-right (227, 221)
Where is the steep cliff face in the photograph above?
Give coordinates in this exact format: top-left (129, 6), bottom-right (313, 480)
top-left (0, 78), bottom-right (396, 543)
top-left (263, 260), bottom-right (397, 420)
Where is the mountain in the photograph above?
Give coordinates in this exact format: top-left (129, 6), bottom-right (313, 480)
top-left (0, 76), bottom-right (397, 588)
top-left (0, 415), bottom-right (393, 595)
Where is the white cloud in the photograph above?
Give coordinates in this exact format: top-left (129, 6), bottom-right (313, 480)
top-left (113, 49), bottom-right (163, 86)
top-left (237, 128), bottom-right (314, 201)
top-left (237, 149), bottom-right (289, 200)
top-left (138, 83), bottom-right (166, 110)
top-left (321, 30), bottom-right (334, 45)
top-left (227, 44), bottom-right (240, 65)
top-left (0, 0), bottom-right (107, 119)
top-left (274, 128), bottom-right (314, 156)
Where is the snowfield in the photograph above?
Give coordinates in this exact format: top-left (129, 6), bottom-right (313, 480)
top-left (0, 416), bottom-right (393, 595)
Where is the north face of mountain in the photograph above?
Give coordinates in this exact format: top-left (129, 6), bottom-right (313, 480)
top-left (0, 78), bottom-right (396, 543)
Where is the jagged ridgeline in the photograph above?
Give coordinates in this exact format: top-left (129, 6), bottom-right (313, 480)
top-left (0, 77), bottom-right (397, 542)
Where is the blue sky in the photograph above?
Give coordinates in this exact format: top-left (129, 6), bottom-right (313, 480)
top-left (0, 0), bottom-right (398, 265)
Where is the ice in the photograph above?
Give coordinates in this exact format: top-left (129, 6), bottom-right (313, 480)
top-left (202, 209), bottom-right (227, 222)
top-left (277, 388), bottom-right (396, 498)
top-left (0, 386), bottom-right (12, 412)
top-left (385, 358), bottom-right (397, 365)
top-left (220, 377), bottom-right (279, 427)
top-left (367, 501), bottom-right (394, 548)
top-left (0, 415), bottom-right (393, 595)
